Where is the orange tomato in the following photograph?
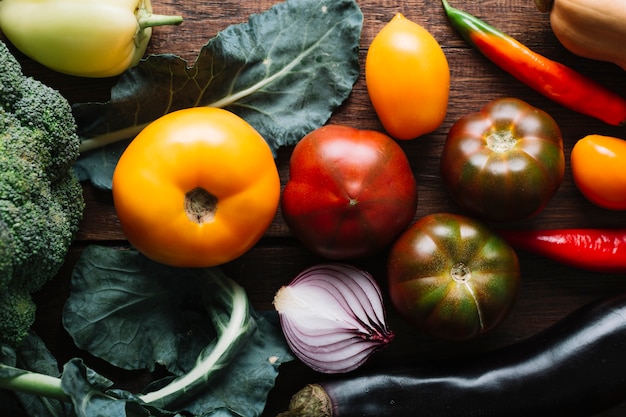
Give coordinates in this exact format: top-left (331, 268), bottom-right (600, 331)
top-left (365, 13), bottom-right (450, 140)
top-left (112, 107), bottom-right (281, 267)
top-left (570, 134), bottom-right (626, 210)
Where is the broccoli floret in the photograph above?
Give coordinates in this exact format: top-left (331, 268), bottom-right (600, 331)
top-left (0, 292), bottom-right (36, 346)
top-left (0, 40), bottom-right (85, 347)
top-left (0, 220), bottom-right (13, 289)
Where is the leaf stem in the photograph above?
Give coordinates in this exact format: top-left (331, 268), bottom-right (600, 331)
top-left (78, 123), bottom-right (149, 154)
top-left (138, 277), bottom-right (253, 407)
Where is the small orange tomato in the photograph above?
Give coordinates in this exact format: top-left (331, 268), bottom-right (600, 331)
top-left (365, 13), bottom-right (450, 140)
top-left (112, 107), bottom-right (281, 267)
top-left (571, 134), bottom-right (626, 210)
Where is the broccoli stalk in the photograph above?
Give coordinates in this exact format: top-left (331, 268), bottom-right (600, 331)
top-left (0, 40), bottom-right (85, 348)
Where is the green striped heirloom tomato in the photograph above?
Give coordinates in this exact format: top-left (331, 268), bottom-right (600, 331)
top-left (387, 213), bottom-right (520, 341)
top-left (281, 124), bottom-right (418, 259)
top-left (440, 98), bottom-right (565, 221)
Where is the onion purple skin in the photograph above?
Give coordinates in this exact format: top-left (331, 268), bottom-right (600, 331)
top-left (273, 264), bottom-right (394, 374)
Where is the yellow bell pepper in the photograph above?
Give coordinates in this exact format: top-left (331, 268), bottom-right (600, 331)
top-left (0, 0), bottom-right (182, 78)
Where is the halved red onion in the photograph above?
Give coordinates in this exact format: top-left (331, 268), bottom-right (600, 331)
top-left (273, 263), bottom-right (394, 374)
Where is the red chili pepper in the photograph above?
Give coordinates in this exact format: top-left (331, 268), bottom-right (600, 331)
top-left (498, 229), bottom-right (626, 273)
top-left (441, 0), bottom-right (626, 126)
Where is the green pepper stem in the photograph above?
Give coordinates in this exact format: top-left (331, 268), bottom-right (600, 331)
top-left (138, 13), bottom-right (183, 30)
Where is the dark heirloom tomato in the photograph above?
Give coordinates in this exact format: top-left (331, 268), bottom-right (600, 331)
top-left (281, 124), bottom-right (418, 260)
top-left (387, 213), bottom-right (520, 341)
top-left (440, 97), bottom-right (565, 221)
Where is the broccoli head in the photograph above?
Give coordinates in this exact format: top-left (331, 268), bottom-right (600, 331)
top-left (0, 40), bottom-right (85, 347)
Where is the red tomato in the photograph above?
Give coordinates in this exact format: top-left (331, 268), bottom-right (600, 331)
top-left (571, 134), bottom-right (626, 210)
top-left (281, 125), bottom-right (418, 259)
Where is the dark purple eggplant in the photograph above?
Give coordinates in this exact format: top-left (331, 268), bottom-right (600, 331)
top-left (277, 292), bottom-right (626, 417)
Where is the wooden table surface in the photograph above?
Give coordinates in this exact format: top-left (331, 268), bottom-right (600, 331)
top-left (4, 0), bottom-right (626, 416)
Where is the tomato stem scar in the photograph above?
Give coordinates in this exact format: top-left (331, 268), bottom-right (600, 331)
top-left (185, 187), bottom-right (217, 224)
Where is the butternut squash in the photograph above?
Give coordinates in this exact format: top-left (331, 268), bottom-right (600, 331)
top-left (535, 0), bottom-right (626, 71)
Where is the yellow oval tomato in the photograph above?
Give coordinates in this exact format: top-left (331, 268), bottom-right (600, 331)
top-left (571, 134), bottom-right (626, 210)
top-left (365, 13), bottom-right (450, 140)
top-left (112, 107), bottom-right (281, 267)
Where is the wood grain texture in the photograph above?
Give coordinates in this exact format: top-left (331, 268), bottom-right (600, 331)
top-left (3, 0), bottom-right (626, 415)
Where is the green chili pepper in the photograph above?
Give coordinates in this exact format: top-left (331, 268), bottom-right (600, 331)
top-left (0, 0), bottom-right (183, 78)
top-left (441, 0), bottom-right (626, 126)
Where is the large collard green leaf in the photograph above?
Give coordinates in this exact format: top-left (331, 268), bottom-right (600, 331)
top-left (60, 359), bottom-right (183, 417)
top-left (74, 0), bottom-right (363, 190)
top-left (62, 245), bottom-right (293, 414)
top-left (64, 246), bottom-right (220, 374)
top-left (63, 246), bottom-right (250, 374)
top-left (73, 142), bottom-right (126, 191)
